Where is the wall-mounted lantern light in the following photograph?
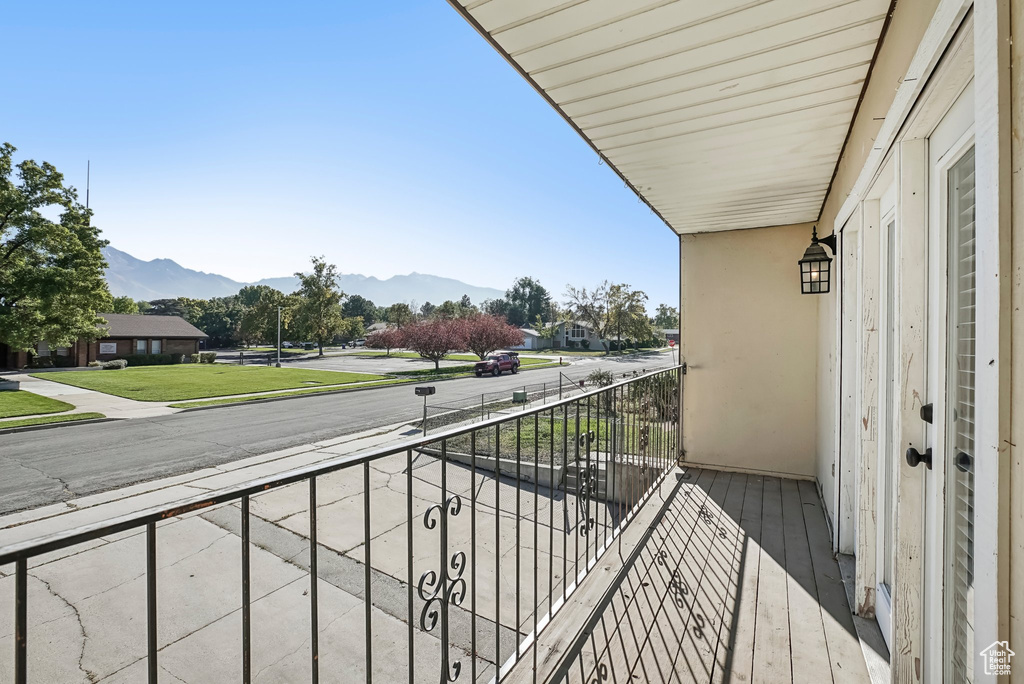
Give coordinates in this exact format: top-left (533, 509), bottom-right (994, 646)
top-left (798, 226), bottom-right (837, 294)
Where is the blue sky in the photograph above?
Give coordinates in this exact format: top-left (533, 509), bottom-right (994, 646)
top-left (3, 2), bottom-right (679, 310)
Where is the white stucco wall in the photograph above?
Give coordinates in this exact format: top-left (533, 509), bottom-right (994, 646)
top-left (679, 223), bottom-right (819, 478)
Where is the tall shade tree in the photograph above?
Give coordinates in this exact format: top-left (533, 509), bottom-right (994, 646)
top-left (608, 284), bottom-right (649, 349)
top-left (111, 296), bottom-right (140, 314)
top-left (505, 276), bottom-right (552, 327)
top-left (653, 304), bottom-right (679, 329)
top-left (239, 287), bottom-right (285, 346)
top-left (564, 281), bottom-right (615, 354)
top-left (403, 318), bottom-right (466, 369)
top-left (196, 296), bottom-right (244, 348)
top-left (384, 302), bottom-right (415, 328)
top-left (365, 327), bottom-right (405, 356)
top-left (292, 256), bottom-right (345, 356)
top-left (0, 143), bottom-right (110, 351)
top-left (462, 314), bottom-right (524, 360)
top-left (341, 294), bottom-right (378, 326)
top-left (338, 316), bottom-right (365, 343)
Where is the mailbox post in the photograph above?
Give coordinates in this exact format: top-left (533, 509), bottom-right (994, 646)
top-left (415, 386), bottom-right (435, 436)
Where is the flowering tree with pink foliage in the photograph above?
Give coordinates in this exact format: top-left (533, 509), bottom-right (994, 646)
top-left (461, 314), bottom-right (524, 360)
top-left (364, 327), bottom-right (405, 356)
top-left (403, 319), bottom-right (467, 369)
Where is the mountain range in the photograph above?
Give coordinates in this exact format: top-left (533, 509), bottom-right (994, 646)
top-left (102, 246), bottom-right (505, 307)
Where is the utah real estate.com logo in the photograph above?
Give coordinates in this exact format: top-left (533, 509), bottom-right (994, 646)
top-left (980, 641), bottom-right (1014, 676)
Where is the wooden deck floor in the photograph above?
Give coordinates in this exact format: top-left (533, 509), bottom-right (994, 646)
top-left (513, 468), bottom-right (872, 684)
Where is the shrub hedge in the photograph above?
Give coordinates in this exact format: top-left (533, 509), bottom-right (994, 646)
top-left (102, 359), bottom-right (128, 370)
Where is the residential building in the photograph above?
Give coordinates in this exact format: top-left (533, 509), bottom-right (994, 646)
top-left (446, 0), bottom-right (1021, 681)
top-left (1, 314), bottom-right (207, 368)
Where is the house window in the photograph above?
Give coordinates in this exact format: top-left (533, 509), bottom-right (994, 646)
top-left (136, 339), bottom-right (147, 354)
top-left (151, 339), bottom-right (162, 354)
top-left (36, 341), bottom-right (50, 357)
top-left (569, 324), bottom-right (586, 339)
top-left (55, 347), bottom-right (69, 356)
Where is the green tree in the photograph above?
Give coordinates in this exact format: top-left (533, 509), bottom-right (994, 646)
top-left (239, 287), bottom-right (285, 346)
top-left (292, 256), bottom-right (345, 355)
top-left (532, 314), bottom-right (559, 344)
top-left (564, 281), bottom-right (615, 354)
top-left (0, 143), bottom-right (110, 351)
top-left (419, 301), bottom-right (436, 318)
top-left (111, 296), bottom-right (140, 314)
top-left (653, 303), bottom-right (679, 329)
top-left (341, 294), bottom-right (377, 326)
top-left (146, 297), bottom-right (205, 321)
top-left (336, 316), bottom-right (366, 343)
top-left (385, 302), bottom-right (415, 328)
top-left (195, 296), bottom-right (243, 348)
top-left (505, 276), bottom-right (552, 327)
top-left (608, 284), bottom-right (648, 350)
top-left (136, 300), bottom-right (152, 314)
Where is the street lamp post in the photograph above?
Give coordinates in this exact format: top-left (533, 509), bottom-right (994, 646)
top-left (276, 306), bottom-right (282, 368)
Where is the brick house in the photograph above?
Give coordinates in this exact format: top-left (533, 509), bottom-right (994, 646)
top-left (0, 314), bottom-right (208, 368)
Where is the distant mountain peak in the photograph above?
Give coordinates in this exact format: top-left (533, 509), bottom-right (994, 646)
top-left (101, 246), bottom-right (504, 306)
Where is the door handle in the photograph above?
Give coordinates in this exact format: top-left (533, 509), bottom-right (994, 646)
top-left (955, 451), bottom-right (973, 473)
top-left (920, 403), bottom-right (933, 424)
top-left (906, 447), bottom-right (932, 469)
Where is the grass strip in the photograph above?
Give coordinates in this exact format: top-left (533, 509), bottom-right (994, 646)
top-left (31, 365), bottom-right (388, 402)
top-left (0, 412), bottom-right (106, 430)
top-left (0, 391), bottom-right (76, 418)
top-left (168, 379), bottom-right (413, 409)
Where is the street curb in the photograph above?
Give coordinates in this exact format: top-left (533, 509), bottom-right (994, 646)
top-left (0, 417), bottom-right (122, 435)
top-left (177, 362), bottom-right (568, 413)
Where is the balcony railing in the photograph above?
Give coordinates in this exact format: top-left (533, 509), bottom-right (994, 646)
top-left (0, 365), bottom-right (684, 684)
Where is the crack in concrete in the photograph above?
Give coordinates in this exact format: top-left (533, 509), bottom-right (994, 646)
top-left (30, 572), bottom-right (99, 682)
top-left (160, 664), bottom-right (188, 683)
top-left (0, 453), bottom-right (77, 501)
top-left (251, 601), bottom-right (360, 681)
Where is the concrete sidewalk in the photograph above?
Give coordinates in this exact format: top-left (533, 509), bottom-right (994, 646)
top-left (6, 374), bottom-right (178, 420)
top-left (0, 418), bottom-right (603, 683)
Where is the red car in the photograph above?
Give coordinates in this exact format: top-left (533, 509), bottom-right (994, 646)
top-left (475, 353), bottom-right (519, 377)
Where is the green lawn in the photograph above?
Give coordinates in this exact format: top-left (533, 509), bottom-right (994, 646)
top-left (169, 378), bottom-right (413, 409)
top-left (0, 412), bottom-right (105, 430)
top-left (33, 366), bottom-right (388, 402)
top-left (0, 391), bottom-right (75, 418)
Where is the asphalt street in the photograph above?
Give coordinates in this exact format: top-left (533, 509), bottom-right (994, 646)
top-left (0, 352), bottom-right (677, 515)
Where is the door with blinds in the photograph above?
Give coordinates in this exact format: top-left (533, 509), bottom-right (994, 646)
top-left (941, 144), bottom-right (976, 682)
top-left (922, 79), bottom-right (975, 682)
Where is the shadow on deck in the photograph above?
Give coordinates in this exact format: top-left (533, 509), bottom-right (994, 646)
top-left (509, 468), bottom-right (876, 684)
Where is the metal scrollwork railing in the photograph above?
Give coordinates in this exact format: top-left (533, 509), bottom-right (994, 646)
top-left (0, 364), bottom-right (684, 684)
top-left (419, 495), bottom-right (467, 682)
top-left (576, 430), bottom-right (598, 536)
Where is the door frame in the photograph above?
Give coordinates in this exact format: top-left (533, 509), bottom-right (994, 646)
top-left (922, 89), bottom-right (976, 678)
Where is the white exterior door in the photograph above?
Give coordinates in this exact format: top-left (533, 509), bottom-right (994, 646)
top-left (922, 81), bottom-right (975, 683)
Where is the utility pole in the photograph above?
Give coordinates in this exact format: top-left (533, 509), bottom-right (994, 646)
top-left (86, 160), bottom-right (90, 210)
top-left (276, 306), bottom-right (282, 368)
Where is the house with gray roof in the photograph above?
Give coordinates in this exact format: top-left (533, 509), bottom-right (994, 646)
top-left (2, 314), bottom-right (208, 368)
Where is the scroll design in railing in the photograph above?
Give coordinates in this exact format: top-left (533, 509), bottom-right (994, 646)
top-left (575, 430), bottom-right (598, 537)
top-left (418, 495), bottom-right (467, 682)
